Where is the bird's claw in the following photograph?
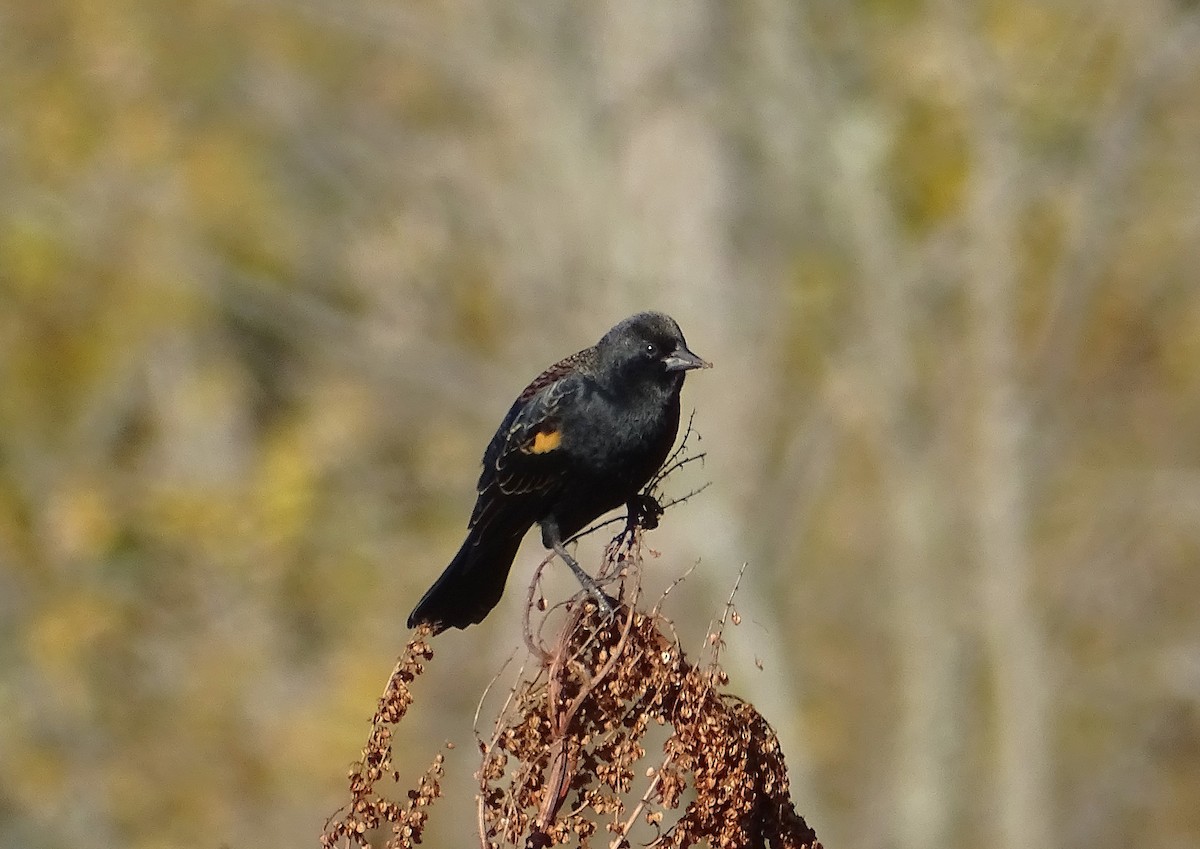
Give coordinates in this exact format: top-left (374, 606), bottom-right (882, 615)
top-left (611, 492), bottom-right (664, 551)
top-left (632, 492), bottom-right (664, 531)
top-left (585, 588), bottom-right (619, 620)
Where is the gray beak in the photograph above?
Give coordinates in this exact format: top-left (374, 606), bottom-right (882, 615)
top-left (663, 345), bottom-right (712, 372)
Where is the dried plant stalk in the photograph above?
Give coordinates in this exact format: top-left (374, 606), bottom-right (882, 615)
top-left (475, 534), bottom-right (821, 849)
top-left (322, 632), bottom-right (446, 849)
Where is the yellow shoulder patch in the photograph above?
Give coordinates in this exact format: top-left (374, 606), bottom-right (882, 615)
top-left (529, 429), bottom-right (562, 454)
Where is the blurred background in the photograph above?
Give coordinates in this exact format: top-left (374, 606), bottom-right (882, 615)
top-left (2, 1), bottom-right (1200, 848)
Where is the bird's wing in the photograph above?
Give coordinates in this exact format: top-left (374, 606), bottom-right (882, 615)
top-left (467, 350), bottom-right (591, 532)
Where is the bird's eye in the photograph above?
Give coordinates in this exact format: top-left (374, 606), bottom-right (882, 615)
top-left (644, 342), bottom-right (657, 357)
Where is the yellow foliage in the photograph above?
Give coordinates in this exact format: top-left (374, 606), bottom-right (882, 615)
top-left (886, 95), bottom-right (969, 233)
top-left (1162, 296), bottom-right (1200, 389)
top-left (2, 218), bottom-right (67, 299)
top-left (4, 741), bottom-right (69, 818)
top-left (184, 131), bottom-right (274, 234)
top-left (112, 104), bottom-right (178, 169)
top-left (44, 478), bottom-right (119, 562)
top-left (255, 422), bottom-right (320, 551)
top-left (22, 79), bottom-right (97, 179)
top-left (26, 594), bottom-right (123, 709)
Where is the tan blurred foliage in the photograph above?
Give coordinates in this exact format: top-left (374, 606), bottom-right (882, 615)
top-left (2, 1), bottom-right (1199, 848)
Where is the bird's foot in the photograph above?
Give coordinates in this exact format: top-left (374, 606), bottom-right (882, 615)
top-left (632, 492), bottom-right (664, 531)
top-left (584, 587), bottom-right (620, 620)
top-left (552, 537), bottom-right (618, 620)
top-left (611, 493), bottom-right (664, 552)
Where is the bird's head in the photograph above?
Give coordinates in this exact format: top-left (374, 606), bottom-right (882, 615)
top-left (595, 311), bottom-right (711, 392)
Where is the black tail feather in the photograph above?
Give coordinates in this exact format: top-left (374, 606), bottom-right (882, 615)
top-left (407, 528), bottom-right (526, 634)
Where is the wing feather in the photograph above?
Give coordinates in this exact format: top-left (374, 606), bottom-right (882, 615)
top-left (467, 351), bottom-right (591, 530)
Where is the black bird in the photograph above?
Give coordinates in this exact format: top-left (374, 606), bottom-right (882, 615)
top-left (407, 311), bottom-right (709, 634)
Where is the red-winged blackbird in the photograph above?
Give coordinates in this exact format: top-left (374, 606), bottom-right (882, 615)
top-left (408, 311), bottom-right (709, 635)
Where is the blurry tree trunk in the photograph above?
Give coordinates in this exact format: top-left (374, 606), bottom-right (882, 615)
top-left (835, 115), bottom-right (960, 849)
top-left (956, 22), bottom-right (1054, 849)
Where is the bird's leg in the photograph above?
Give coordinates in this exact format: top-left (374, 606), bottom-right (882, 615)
top-left (541, 519), bottom-right (615, 617)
